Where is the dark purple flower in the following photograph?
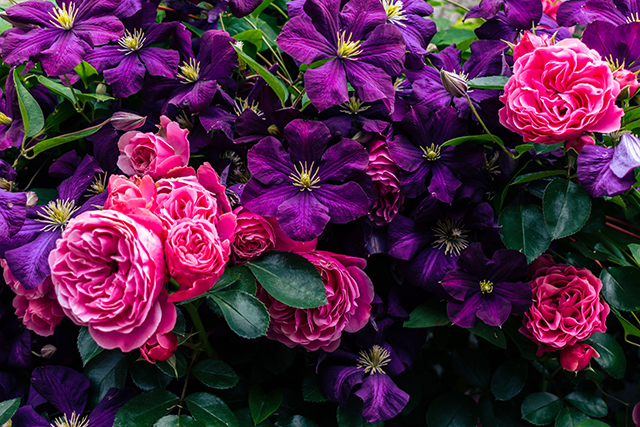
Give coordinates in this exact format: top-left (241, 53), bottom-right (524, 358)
top-left (0, 71), bottom-right (24, 151)
top-left (85, 2), bottom-right (182, 98)
top-left (465, 0), bottom-right (543, 42)
top-left (320, 97), bottom-right (392, 138)
top-left (0, 190), bottom-right (27, 240)
top-left (241, 119), bottom-right (371, 241)
top-left (442, 242), bottom-right (531, 328)
top-left (557, 0), bottom-right (638, 27)
top-left (583, 21), bottom-right (640, 72)
top-left (277, 0), bottom-right (405, 112)
top-left (380, 0), bottom-right (436, 57)
top-left (180, 0), bottom-right (262, 18)
top-left (387, 106), bottom-right (483, 203)
top-left (2, 0), bottom-right (124, 76)
top-left (577, 134), bottom-right (640, 198)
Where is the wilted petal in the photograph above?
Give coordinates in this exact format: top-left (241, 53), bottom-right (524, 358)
top-left (355, 373), bottom-right (409, 422)
top-left (31, 366), bottom-right (90, 418)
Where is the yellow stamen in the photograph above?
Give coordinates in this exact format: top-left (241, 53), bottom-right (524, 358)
top-left (432, 218), bottom-right (469, 256)
top-left (382, 0), bottom-right (408, 26)
top-left (480, 279), bottom-right (494, 294)
top-left (290, 161), bottom-right (321, 191)
top-left (36, 199), bottom-right (79, 232)
top-left (336, 31), bottom-right (363, 60)
top-left (420, 143), bottom-right (441, 161)
top-left (51, 412), bottom-right (89, 427)
top-left (89, 172), bottom-right (108, 195)
top-left (339, 96), bottom-right (371, 115)
top-left (177, 58), bottom-right (201, 83)
top-left (357, 345), bottom-right (391, 375)
top-left (0, 112), bottom-right (12, 126)
top-left (118, 28), bottom-right (146, 53)
top-left (48, 3), bottom-right (77, 30)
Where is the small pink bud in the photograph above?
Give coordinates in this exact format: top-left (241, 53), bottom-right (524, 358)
top-left (559, 343), bottom-right (600, 372)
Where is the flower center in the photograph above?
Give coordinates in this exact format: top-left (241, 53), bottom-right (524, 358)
top-left (0, 112), bottom-right (12, 126)
top-left (339, 96), bottom-right (371, 115)
top-left (37, 199), bottom-right (79, 232)
top-left (420, 143), bottom-right (441, 161)
top-left (177, 58), bottom-right (201, 83)
top-left (48, 3), bottom-right (77, 30)
top-left (233, 98), bottom-right (263, 117)
top-left (605, 55), bottom-right (625, 72)
top-left (336, 31), bottom-right (363, 60)
top-left (357, 345), bottom-right (391, 375)
top-left (382, 0), bottom-right (408, 26)
top-left (89, 172), bottom-right (108, 194)
top-left (51, 412), bottom-right (89, 427)
top-left (627, 12), bottom-right (640, 23)
top-left (290, 161), bottom-right (321, 191)
top-left (118, 29), bottom-right (146, 53)
top-left (479, 279), bottom-right (494, 294)
top-left (432, 218), bottom-right (469, 256)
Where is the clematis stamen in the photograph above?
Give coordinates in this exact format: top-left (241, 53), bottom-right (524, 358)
top-left (233, 98), bottom-right (263, 117)
top-left (357, 345), bottom-right (391, 375)
top-left (89, 172), bottom-right (108, 195)
top-left (36, 199), bottom-right (79, 232)
top-left (0, 112), bottom-right (12, 126)
top-left (627, 12), bottom-right (640, 23)
top-left (177, 58), bottom-right (201, 83)
top-left (420, 143), bottom-right (441, 161)
top-left (479, 279), bottom-right (494, 294)
top-left (118, 29), bottom-right (146, 53)
top-left (382, 0), bottom-right (408, 26)
top-left (51, 412), bottom-right (90, 427)
top-left (48, 2), bottom-right (77, 30)
top-left (339, 96), bottom-right (371, 115)
top-left (336, 31), bottom-right (363, 60)
top-left (290, 161), bottom-right (321, 191)
top-left (432, 218), bottom-right (469, 256)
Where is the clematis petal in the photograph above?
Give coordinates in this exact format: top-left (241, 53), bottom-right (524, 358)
top-left (277, 15), bottom-right (336, 63)
top-left (476, 293), bottom-right (511, 327)
top-left (277, 190), bottom-right (330, 241)
top-left (228, 0), bottom-right (263, 17)
top-left (139, 47), bottom-right (180, 78)
top-left (246, 137), bottom-right (296, 184)
top-left (340, 0), bottom-right (387, 40)
top-left (320, 138), bottom-right (369, 182)
top-left (427, 162), bottom-right (461, 204)
top-left (242, 180), bottom-right (299, 217)
top-left (358, 24), bottom-right (406, 76)
top-left (446, 292), bottom-right (483, 328)
top-left (557, 0), bottom-right (626, 26)
top-left (406, 247), bottom-right (457, 295)
top-left (0, 189), bottom-right (26, 239)
top-left (355, 373), bottom-right (410, 422)
top-left (103, 53), bottom-right (146, 98)
top-left (313, 182), bottom-right (370, 223)
top-left (88, 388), bottom-right (138, 427)
top-left (5, 230), bottom-right (59, 290)
top-left (284, 120), bottom-right (331, 165)
top-left (303, 0), bottom-right (340, 43)
top-left (72, 16), bottom-right (124, 46)
top-left (31, 366), bottom-right (90, 418)
top-left (503, 0), bottom-right (543, 29)
top-left (304, 59), bottom-right (349, 111)
top-left (387, 214), bottom-right (433, 260)
top-left (39, 30), bottom-right (91, 76)
top-left (320, 365), bottom-right (365, 407)
top-left (577, 145), bottom-right (636, 197)
top-left (344, 60), bottom-right (396, 112)
top-left (610, 133), bottom-right (640, 178)
top-left (10, 406), bottom-right (49, 427)
top-left (487, 248), bottom-right (528, 283)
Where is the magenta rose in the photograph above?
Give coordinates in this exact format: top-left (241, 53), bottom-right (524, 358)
top-left (500, 35), bottom-right (623, 144)
top-left (613, 68), bottom-right (640, 98)
top-left (266, 217), bottom-right (317, 253)
top-left (141, 331), bottom-right (178, 363)
top-left (49, 209), bottom-right (176, 352)
top-left (165, 217), bottom-right (236, 302)
top-left (104, 174), bottom-right (157, 213)
top-left (365, 137), bottom-right (404, 226)
top-left (257, 250), bottom-right (374, 352)
top-left (559, 343), bottom-right (600, 372)
top-left (13, 279), bottom-right (65, 337)
top-left (232, 207), bottom-right (276, 263)
top-left (117, 115), bottom-right (189, 179)
top-left (521, 264), bottom-right (609, 355)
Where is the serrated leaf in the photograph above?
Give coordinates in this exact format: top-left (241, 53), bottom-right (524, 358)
top-left (84, 350), bottom-right (135, 407)
top-left (554, 408), bottom-right (589, 427)
top-left (114, 389), bottom-right (179, 427)
top-left (155, 415), bottom-right (203, 427)
top-left (499, 204), bottom-right (551, 263)
top-left (564, 391), bottom-right (607, 418)
top-left (186, 392), bottom-right (239, 427)
top-left (599, 267), bottom-right (640, 312)
top-left (0, 398), bottom-right (20, 426)
top-left (491, 359), bottom-right (527, 401)
top-left (14, 68), bottom-right (44, 139)
top-left (404, 301), bottom-right (450, 328)
top-left (426, 393), bottom-right (478, 427)
top-left (542, 178), bottom-right (591, 240)
top-left (77, 326), bottom-right (104, 366)
top-left (209, 290), bottom-right (269, 339)
top-left (249, 385), bottom-right (283, 425)
top-left (521, 393), bottom-right (562, 425)
top-left (586, 332), bottom-right (626, 379)
top-left (192, 359), bottom-right (239, 390)
top-left (232, 44), bottom-right (288, 104)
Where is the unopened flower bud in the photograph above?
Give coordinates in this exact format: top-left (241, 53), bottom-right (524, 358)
top-left (25, 191), bottom-right (38, 207)
top-left (111, 111), bottom-right (147, 131)
top-left (40, 344), bottom-right (57, 359)
top-left (2, 419), bottom-right (12, 427)
top-left (427, 43), bottom-right (437, 53)
top-left (440, 69), bottom-right (468, 98)
top-left (267, 124), bottom-right (280, 136)
top-left (96, 83), bottom-right (107, 96)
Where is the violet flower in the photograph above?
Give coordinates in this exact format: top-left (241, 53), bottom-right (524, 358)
top-left (379, 0), bottom-right (437, 57)
top-left (241, 119), bottom-right (371, 241)
top-left (276, 0), bottom-right (405, 112)
top-left (320, 97), bottom-right (392, 138)
top-left (2, 0), bottom-right (124, 76)
top-left (441, 243), bottom-right (531, 328)
top-left (464, 0), bottom-right (546, 42)
top-left (0, 71), bottom-right (23, 152)
top-left (557, 0), bottom-right (638, 27)
top-left (582, 21), bottom-right (640, 72)
top-left (85, 2), bottom-right (183, 98)
top-left (577, 133), bottom-right (640, 198)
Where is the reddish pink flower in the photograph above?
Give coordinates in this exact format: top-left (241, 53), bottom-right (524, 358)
top-left (141, 331), bottom-right (179, 363)
top-left (512, 33), bottom-right (551, 62)
top-left (521, 264), bottom-right (609, 355)
top-left (365, 137), bottom-right (404, 226)
top-left (104, 174), bottom-right (157, 213)
top-left (2, 258), bottom-right (48, 299)
top-left (13, 281), bottom-right (65, 337)
top-left (542, 0), bottom-right (562, 21)
top-left (266, 217), bottom-right (317, 253)
top-left (257, 250), bottom-right (374, 352)
top-left (613, 68), bottom-right (640, 98)
top-left (232, 208), bottom-right (276, 263)
top-left (500, 37), bottom-right (623, 144)
top-left (566, 133), bottom-right (595, 154)
top-left (559, 343), bottom-right (600, 372)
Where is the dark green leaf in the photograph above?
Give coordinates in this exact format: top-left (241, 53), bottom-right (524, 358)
top-left (616, 313), bottom-right (640, 346)
top-left (252, 0), bottom-right (276, 17)
top-left (74, 61), bottom-right (98, 87)
top-left (534, 142), bottom-right (564, 154)
top-left (599, 267), bottom-right (640, 312)
top-left (276, 415), bottom-right (321, 427)
top-left (233, 44), bottom-right (288, 104)
top-left (554, 408), bottom-right (589, 427)
top-left (31, 188), bottom-right (58, 205)
top-left (542, 178), bottom-right (591, 240)
top-left (302, 375), bottom-right (327, 403)
top-left (154, 415), bottom-right (203, 427)
top-left (426, 393), bottom-right (478, 427)
top-left (515, 144), bottom-right (535, 154)
top-left (628, 243), bottom-right (640, 265)
top-left (247, 251), bottom-right (326, 309)
top-left (130, 361), bottom-right (173, 391)
top-left (157, 348), bottom-right (189, 379)
top-left (521, 392), bottom-right (563, 425)
top-left (214, 266), bottom-right (256, 294)
top-left (467, 76), bottom-right (511, 89)
top-left (208, 290), bottom-right (269, 339)
top-left (431, 28), bottom-right (476, 45)
top-left (32, 118), bottom-right (110, 156)
top-left (491, 359), bottom-right (528, 400)
top-left (451, 351), bottom-right (490, 389)
top-left (441, 134), bottom-right (494, 147)
top-left (84, 350), bottom-right (135, 407)
top-left (469, 321), bottom-right (507, 349)
top-left (564, 391), bottom-right (607, 418)
top-left (173, 306), bottom-right (186, 337)
top-left (77, 326), bottom-right (104, 366)
top-left (0, 398), bottom-right (20, 426)
top-left (575, 421), bottom-right (610, 427)
top-left (183, 22), bottom-right (204, 37)
top-left (336, 406), bottom-right (383, 427)
top-left (37, 75), bottom-right (113, 102)
top-left (233, 29), bottom-right (263, 50)
top-left (192, 359), bottom-right (239, 390)
top-left (404, 301), bottom-right (450, 328)
top-left (586, 332), bottom-right (626, 379)
top-left (511, 170), bottom-right (567, 186)
top-left (114, 389), bottom-right (179, 427)
top-left (499, 204), bottom-right (552, 263)
top-left (249, 385), bottom-right (283, 425)
top-left (14, 69), bottom-right (44, 139)
top-left (186, 392), bottom-right (239, 427)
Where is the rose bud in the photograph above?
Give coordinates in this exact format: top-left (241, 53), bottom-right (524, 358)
top-left (111, 111), bottom-right (147, 131)
top-left (613, 68), bottom-right (640, 99)
top-left (559, 343), bottom-right (600, 372)
top-left (141, 331), bottom-right (179, 363)
top-left (440, 69), bottom-right (468, 98)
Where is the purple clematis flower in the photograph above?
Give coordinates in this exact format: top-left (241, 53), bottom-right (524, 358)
top-left (85, 2), bottom-right (183, 98)
top-left (577, 133), bottom-right (640, 198)
top-left (0, 71), bottom-right (24, 152)
top-left (465, 0), bottom-right (543, 42)
top-left (320, 97), bottom-right (392, 138)
top-left (557, 0), bottom-right (640, 26)
top-left (277, 0), bottom-right (405, 112)
top-left (181, 0), bottom-right (263, 18)
top-left (442, 242), bottom-right (532, 328)
top-left (241, 119), bottom-right (371, 241)
top-left (582, 21), bottom-right (640, 72)
top-left (11, 365), bottom-right (136, 427)
top-left (2, 0), bottom-right (124, 76)
top-left (379, 0), bottom-right (437, 57)
top-left (387, 105), bottom-right (484, 203)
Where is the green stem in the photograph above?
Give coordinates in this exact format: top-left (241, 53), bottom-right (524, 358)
top-left (465, 93), bottom-right (520, 160)
top-left (185, 303), bottom-right (215, 358)
top-left (63, 75), bottom-right (91, 123)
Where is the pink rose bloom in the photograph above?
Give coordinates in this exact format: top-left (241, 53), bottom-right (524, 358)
top-left (104, 174), bottom-right (157, 213)
top-left (232, 207), bottom-right (276, 263)
top-left (633, 403), bottom-right (640, 427)
top-left (521, 264), bottom-right (609, 355)
top-left (257, 250), bottom-right (374, 352)
top-left (13, 279), bottom-right (65, 337)
top-left (566, 133), bottom-right (595, 154)
top-left (49, 209), bottom-right (176, 352)
top-left (542, 0), bottom-right (562, 21)
top-left (500, 37), bottom-right (623, 144)
top-left (165, 217), bottom-right (236, 302)
top-left (512, 33), bottom-right (552, 62)
top-left (559, 343), bottom-right (600, 372)
top-left (613, 68), bottom-right (640, 98)
top-left (266, 217), bottom-right (317, 252)
top-left (117, 115), bottom-right (189, 179)
top-left (141, 331), bottom-right (178, 363)
top-left (365, 137), bottom-right (404, 226)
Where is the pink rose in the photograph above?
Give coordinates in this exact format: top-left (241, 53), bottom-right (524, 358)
top-left (49, 209), bottom-right (176, 352)
top-left (566, 133), bottom-right (595, 154)
top-left (613, 68), bottom-right (640, 98)
top-left (141, 331), bottom-right (178, 363)
top-left (365, 137), bottom-right (404, 226)
top-left (257, 250), bottom-right (374, 352)
top-left (542, 0), bottom-right (562, 21)
top-left (232, 207), bottom-right (276, 263)
top-left (527, 254), bottom-right (556, 279)
top-left (104, 174), bottom-right (157, 213)
top-left (117, 116), bottom-right (189, 179)
top-left (513, 33), bottom-right (551, 62)
top-left (522, 264), bottom-right (609, 355)
top-left (500, 37), bottom-right (623, 144)
top-left (13, 280), bottom-right (65, 337)
top-left (267, 217), bottom-right (317, 253)
top-left (165, 217), bottom-right (236, 302)
top-left (559, 343), bottom-right (600, 372)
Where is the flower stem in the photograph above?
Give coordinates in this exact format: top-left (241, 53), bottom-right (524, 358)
top-left (185, 303), bottom-right (215, 358)
top-left (465, 93), bottom-right (520, 160)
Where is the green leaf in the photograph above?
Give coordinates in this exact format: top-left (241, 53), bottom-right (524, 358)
top-left (600, 267), bottom-right (640, 311)
top-left (232, 44), bottom-right (288, 105)
top-left (426, 393), bottom-right (478, 427)
top-left (441, 134), bottom-right (494, 147)
top-left (511, 170), bottom-right (567, 185)
top-left (252, 0), bottom-right (276, 17)
top-left (192, 359), bottom-right (239, 390)
top-left (208, 290), bottom-right (269, 339)
top-left (77, 326), bottom-right (105, 366)
top-left (130, 361), bottom-right (173, 391)
top-left (276, 415), bottom-right (321, 427)
top-left (246, 251), bottom-right (327, 309)
top-left (31, 188), bottom-right (58, 205)
top-left (74, 61), bottom-right (98, 87)
top-left (451, 351), bottom-right (490, 389)
top-left (14, 69), bottom-right (44, 139)
top-left (554, 408), bottom-right (589, 427)
top-left (157, 348), bottom-right (189, 379)
top-left (114, 389), bottom-right (179, 427)
top-left (628, 243), bottom-right (640, 264)
top-left (183, 22), bottom-right (204, 37)
top-left (491, 359), bottom-right (528, 401)
top-left (302, 375), bottom-right (327, 403)
top-left (0, 398), bottom-right (20, 426)
top-left (616, 313), bottom-right (640, 346)
top-left (32, 118), bottom-right (110, 156)
top-left (84, 350), bottom-right (135, 407)
top-left (431, 28), bottom-right (476, 45)
top-left (521, 392), bottom-right (563, 425)
top-left (515, 143), bottom-right (535, 154)
top-left (542, 178), bottom-right (591, 240)
top-left (233, 29), bottom-right (263, 50)
top-left (498, 204), bottom-right (552, 263)
top-left (155, 415), bottom-right (203, 427)
top-left (469, 321), bottom-right (507, 349)
top-left (249, 385), bottom-right (283, 425)
top-left (467, 75), bottom-right (511, 89)
top-left (186, 392), bottom-right (239, 427)
top-left (585, 332), bottom-right (627, 379)
top-left (37, 75), bottom-right (113, 103)
top-left (404, 300), bottom-right (451, 328)
top-left (534, 142), bottom-right (564, 154)
top-left (214, 266), bottom-right (256, 294)
top-left (564, 391), bottom-right (607, 418)
top-left (575, 421), bottom-right (610, 427)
